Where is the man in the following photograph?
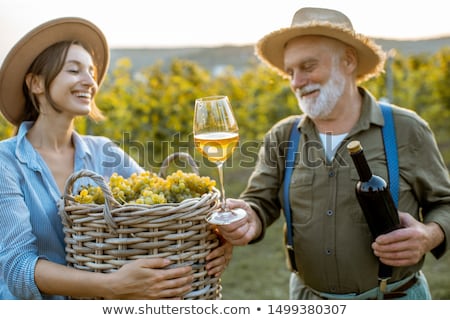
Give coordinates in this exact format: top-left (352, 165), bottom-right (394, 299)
top-left (217, 7), bottom-right (450, 299)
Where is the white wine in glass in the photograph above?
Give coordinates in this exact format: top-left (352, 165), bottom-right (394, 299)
top-left (193, 95), bottom-right (247, 225)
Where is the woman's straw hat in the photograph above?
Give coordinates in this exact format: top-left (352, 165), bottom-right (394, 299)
top-left (0, 17), bottom-right (109, 125)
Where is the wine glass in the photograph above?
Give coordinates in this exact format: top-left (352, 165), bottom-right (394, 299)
top-left (193, 95), bottom-right (247, 225)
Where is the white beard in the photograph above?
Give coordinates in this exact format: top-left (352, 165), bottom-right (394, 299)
top-left (295, 62), bottom-right (346, 120)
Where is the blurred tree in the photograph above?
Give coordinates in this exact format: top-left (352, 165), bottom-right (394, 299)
top-left (0, 116), bottom-right (14, 139)
top-left (1, 48), bottom-right (449, 167)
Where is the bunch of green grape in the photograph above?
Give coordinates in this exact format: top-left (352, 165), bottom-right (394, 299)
top-left (74, 170), bottom-right (216, 205)
top-left (164, 170), bottom-right (216, 203)
top-left (74, 184), bottom-right (105, 204)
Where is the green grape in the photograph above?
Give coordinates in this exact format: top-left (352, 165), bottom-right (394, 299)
top-left (74, 188), bottom-right (94, 204)
top-left (75, 169), bottom-right (216, 204)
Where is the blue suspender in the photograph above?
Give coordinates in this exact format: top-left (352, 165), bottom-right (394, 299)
top-left (379, 102), bottom-right (399, 207)
top-left (283, 103), bottom-right (398, 272)
top-left (283, 117), bottom-right (302, 272)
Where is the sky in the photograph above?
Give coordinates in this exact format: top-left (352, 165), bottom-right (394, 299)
top-left (1, 0), bottom-right (449, 63)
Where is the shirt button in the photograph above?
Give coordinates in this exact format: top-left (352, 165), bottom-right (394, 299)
top-left (328, 170), bottom-right (335, 177)
top-left (325, 248), bottom-right (333, 255)
top-left (326, 210), bottom-right (334, 216)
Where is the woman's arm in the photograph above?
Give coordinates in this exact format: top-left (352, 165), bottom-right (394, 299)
top-left (35, 258), bottom-right (193, 299)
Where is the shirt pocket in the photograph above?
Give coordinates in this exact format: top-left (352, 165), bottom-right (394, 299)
top-left (289, 168), bottom-right (315, 224)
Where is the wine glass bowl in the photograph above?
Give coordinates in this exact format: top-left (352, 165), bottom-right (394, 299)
top-left (193, 96), bottom-right (247, 225)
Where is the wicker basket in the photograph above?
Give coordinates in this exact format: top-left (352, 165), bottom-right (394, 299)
top-left (59, 152), bottom-right (222, 299)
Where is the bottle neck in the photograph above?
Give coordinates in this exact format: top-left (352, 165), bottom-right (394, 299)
top-left (350, 149), bottom-right (372, 181)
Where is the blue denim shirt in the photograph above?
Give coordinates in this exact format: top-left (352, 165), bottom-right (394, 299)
top-left (0, 122), bottom-right (143, 299)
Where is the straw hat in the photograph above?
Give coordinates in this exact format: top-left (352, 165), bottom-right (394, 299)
top-left (0, 17), bottom-right (109, 126)
top-left (255, 7), bottom-right (386, 82)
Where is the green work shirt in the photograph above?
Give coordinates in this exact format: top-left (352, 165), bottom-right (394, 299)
top-left (241, 87), bottom-right (450, 294)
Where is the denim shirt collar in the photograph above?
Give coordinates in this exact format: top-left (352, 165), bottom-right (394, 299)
top-left (15, 121), bottom-right (92, 171)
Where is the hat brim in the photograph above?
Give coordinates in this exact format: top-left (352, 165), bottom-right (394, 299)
top-left (0, 17), bottom-right (109, 126)
top-left (255, 23), bottom-right (386, 82)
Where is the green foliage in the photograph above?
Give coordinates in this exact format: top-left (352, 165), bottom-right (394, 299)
top-left (80, 57), bottom-right (301, 171)
top-left (0, 115), bottom-right (15, 139)
top-left (91, 48), bottom-right (450, 169)
top-left (89, 58), bottom-right (215, 168)
top-left (2, 48), bottom-right (450, 168)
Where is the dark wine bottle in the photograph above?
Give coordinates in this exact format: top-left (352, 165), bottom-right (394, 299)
top-left (347, 140), bottom-right (402, 281)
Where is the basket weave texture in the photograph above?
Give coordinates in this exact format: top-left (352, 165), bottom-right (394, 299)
top-left (59, 164), bottom-right (222, 300)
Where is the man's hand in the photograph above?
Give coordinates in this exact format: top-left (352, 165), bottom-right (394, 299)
top-left (214, 199), bottom-right (262, 246)
top-left (372, 212), bottom-right (445, 267)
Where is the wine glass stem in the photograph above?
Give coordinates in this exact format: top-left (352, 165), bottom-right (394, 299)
top-left (216, 162), bottom-right (226, 211)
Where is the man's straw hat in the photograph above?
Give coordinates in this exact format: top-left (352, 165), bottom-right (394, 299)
top-left (255, 7), bottom-right (386, 82)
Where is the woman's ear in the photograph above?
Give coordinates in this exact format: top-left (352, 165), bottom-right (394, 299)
top-left (25, 73), bottom-right (44, 94)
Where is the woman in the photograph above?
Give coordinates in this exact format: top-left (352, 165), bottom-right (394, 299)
top-left (0, 17), bottom-right (232, 300)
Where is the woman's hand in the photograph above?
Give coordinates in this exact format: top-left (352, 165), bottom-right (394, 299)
top-left (105, 258), bottom-right (193, 299)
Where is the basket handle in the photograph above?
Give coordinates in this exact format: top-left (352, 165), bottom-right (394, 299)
top-left (159, 152), bottom-right (199, 178)
top-left (59, 169), bottom-right (120, 233)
